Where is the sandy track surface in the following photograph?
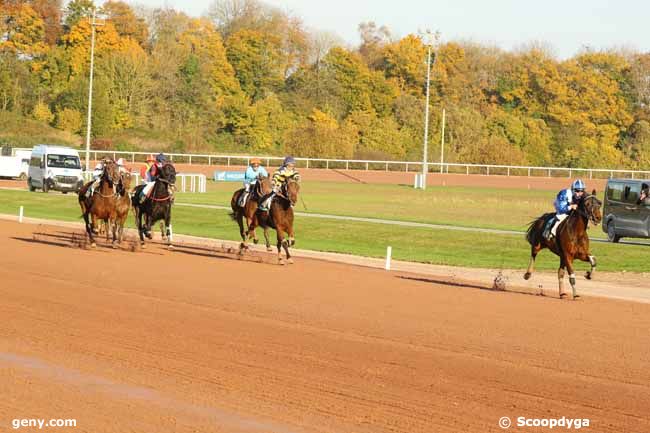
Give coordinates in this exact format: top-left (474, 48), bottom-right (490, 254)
top-left (2, 221), bottom-right (650, 432)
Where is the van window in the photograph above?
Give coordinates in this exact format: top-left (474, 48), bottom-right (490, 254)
top-left (624, 184), bottom-right (640, 203)
top-left (608, 183), bottom-right (624, 201)
top-left (46, 154), bottom-right (81, 169)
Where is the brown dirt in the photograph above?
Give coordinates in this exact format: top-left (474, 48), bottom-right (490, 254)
top-left (1, 219), bottom-right (649, 433)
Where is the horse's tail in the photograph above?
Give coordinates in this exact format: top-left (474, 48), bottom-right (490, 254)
top-left (525, 215), bottom-right (546, 246)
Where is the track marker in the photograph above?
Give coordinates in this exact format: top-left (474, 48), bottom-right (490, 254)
top-left (19, 206), bottom-right (23, 223)
top-left (385, 246), bottom-right (392, 270)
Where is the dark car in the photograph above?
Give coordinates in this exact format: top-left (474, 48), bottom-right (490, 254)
top-left (602, 179), bottom-right (650, 242)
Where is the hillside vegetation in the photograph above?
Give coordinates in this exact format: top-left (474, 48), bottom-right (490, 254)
top-left (1, 0), bottom-right (650, 167)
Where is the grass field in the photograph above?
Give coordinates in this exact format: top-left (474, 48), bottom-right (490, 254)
top-left (183, 181), bottom-right (551, 230)
top-left (2, 181), bottom-right (648, 272)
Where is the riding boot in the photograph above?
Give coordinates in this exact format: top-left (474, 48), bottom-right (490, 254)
top-left (239, 192), bottom-right (248, 207)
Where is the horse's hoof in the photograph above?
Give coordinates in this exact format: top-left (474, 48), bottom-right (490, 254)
top-left (253, 238), bottom-right (259, 244)
top-left (584, 272), bottom-right (592, 280)
top-left (168, 245), bottom-right (174, 250)
top-left (559, 293), bottom-right (569, 300)
top-left (523, 272), bottom-right (531, 280)
top-left (91, 242), bottom-right (97, 249)
top-left (287, 258), bottom-right (294, 265)
top-left (112, 243), bottom-right (119, 249)
top-left (141, 243), bottom-right (146, 249)
top-left (573, 294), bottom-right (581, 300)
top-left (278, 258), bottom-right (285, 265)
top-left (266, 247), bottom-right (273, 252)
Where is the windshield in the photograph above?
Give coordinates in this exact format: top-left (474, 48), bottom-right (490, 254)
top-left (47, 154), bottom-right (81, 169)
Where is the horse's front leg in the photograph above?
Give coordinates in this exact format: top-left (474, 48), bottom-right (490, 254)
top-left (145, 213), bottom-right (153, 239)
top-left (111, 218), bottom-right (118, 248)
top-left (137, 209), bottom-right (146, 247)
top-left (83, 211), bottom-right (96, 247)
top-left (241, 216), bottom-right (258, 253)
top-left (586, 255), bottom-right (596, 280)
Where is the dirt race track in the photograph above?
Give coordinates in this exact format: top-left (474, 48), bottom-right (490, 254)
top-left (1, 220), bottom-right (650, 433)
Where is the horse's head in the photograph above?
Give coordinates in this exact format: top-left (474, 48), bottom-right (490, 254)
top-left (159, 163), bottom-right (176, 187)
top-left (581, 189), bottom-right (602, 226)
top-left (256, 174), bottom-right (273, 196)
top-left (121, 171), bottom-right (132, 191)
top-left (102, 160), bottom-right (119, 187)
top-left (285, 175), bottom-right (300, 206)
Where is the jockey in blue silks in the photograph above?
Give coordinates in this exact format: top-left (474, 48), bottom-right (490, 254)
top-left (544, 179), bottom-right (587, 240)
top-left (238, 158), bottom-right (268, 207)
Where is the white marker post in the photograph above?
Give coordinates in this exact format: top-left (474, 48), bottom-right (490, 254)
top-left (19, 206), bottom-right (23, 223)
top-left (385, 246), bottom-right (392, 271)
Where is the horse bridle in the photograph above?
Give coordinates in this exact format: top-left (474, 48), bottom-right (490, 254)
top-left (151, 164), bottom-right (176, 201)
top-left (576, 194), bottom-right (601, 225)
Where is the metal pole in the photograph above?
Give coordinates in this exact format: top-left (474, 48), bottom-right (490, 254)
top-left (422, 44), bottom-right (432, 188)
top-left (84, 10), bottom-right (97, 172)
top-left (439, 108), bottom-right (445, 174)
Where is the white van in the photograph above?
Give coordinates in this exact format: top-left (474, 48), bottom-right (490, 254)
top-left (28, 145), bottom-right (84, 193)
top-left (0, 155), bottom-right (29, 179)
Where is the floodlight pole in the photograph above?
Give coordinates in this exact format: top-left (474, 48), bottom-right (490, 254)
top-left (422, 43), bottom-right (431, 189)
top-left (421, 30), bottom-right (440, 189)
top-left (85, 10), bottom-right (102, 171)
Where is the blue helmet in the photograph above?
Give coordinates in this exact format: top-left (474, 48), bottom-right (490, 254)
top-left (571, 179), bottom-right (585, 192)
top-left (156, 153), bottom-right (166, 163)
top-left (283, 156), bottom-right (295, 166)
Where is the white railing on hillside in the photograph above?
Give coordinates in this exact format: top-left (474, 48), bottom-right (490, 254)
top-left (13, 148), bottom-right (650, 180)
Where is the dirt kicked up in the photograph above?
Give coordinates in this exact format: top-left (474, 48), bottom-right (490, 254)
top-left (1, 219), bottom-right (649, 433)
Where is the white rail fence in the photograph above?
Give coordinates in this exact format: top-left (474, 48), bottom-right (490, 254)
top-left (82, 171), bottom-right (206, 193)
top-left (14, 148), bottom-right (650, 180)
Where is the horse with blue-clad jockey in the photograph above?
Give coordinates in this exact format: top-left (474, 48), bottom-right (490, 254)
top-left (230, 158), bottom-right (274, 250)
top-left (524, 179), bottom-right (603, 299)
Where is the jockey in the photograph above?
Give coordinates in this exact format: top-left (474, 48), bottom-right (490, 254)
top-left (139, 153), bottom-right (166, 203)
top-left (86, 160), bottom-right (105, 198)
top-left (544, 179), bottom-right (586, 240)
top-left (239, 158), bottom-right (268, 207)
top-left (259, 156), bottom-right (299, 211)
top-left (140, 154), bottom-right (156, 183)
top-left (116, 158), bottom-right (128, 174)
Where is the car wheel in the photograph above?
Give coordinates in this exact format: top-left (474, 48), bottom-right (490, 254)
top-left (607, 221), bottom-right (620, 243)
top-left (28, 178), bottom-right (36, 192)
top-left (18, 173), bottom-right (27, 181)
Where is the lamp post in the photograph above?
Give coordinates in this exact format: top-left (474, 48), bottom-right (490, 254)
top-left (420, 30), bottom-right (440, 190)
top-left (85, 10), bottom-right (104, 171)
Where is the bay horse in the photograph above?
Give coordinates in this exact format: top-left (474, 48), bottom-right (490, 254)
top-left (524, 190), bottom-right (602, 299)
top-left (78, 159), bottom-right (120, 247)
top-left (247, 177), bottom-right (300, 264)
top-left (131, 163), bottom-right (176, 248)
top-left (230, 175), bottom-right (273, 251)
top-left (111, 171), bottom-right (132, 245)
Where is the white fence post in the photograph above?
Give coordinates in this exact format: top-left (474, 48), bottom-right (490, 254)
top-left (385, 246), bottom-right (392, 270)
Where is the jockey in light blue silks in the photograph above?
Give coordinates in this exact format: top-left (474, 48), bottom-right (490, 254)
top-left (544, 179), bottom-right (587, 240)
top-left (238, 158), bottom-right (268, 207)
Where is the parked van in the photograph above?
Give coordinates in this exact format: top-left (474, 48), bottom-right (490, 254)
top-left (602, 178), bottom-right (650, 242)
top-left (0, 155), bottom-right (29, 179)
top-left (28, 145), bottom-right (84, 193)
